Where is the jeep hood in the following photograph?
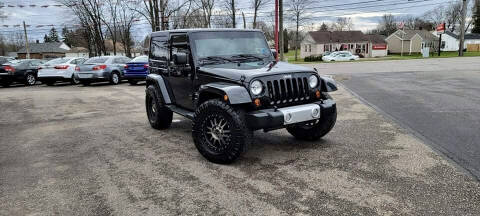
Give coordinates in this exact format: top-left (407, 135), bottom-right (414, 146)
top-left (198, 61), bottom-right (316, 83)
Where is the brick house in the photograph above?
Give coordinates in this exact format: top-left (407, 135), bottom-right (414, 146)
top-left (17, 42), bottom-right (70, 59)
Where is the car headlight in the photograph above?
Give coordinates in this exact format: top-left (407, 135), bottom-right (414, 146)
top-left (250, 80), bottom-right (263, 95)
top-left (308, 75), bottom-right (318, 88)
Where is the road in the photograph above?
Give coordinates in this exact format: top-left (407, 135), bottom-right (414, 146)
top-left (311, 57), bottom-right (480, 179)
top-left (1, 81), bottom-right (479, 215)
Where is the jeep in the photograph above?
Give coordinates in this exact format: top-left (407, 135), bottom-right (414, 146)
top-left (145, 29), bottom-right (337, 164)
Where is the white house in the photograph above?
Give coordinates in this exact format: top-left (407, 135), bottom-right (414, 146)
top-left (66, 47), bottom-right (89, 58)
top-left (432, 31), bottom-right (459, 51)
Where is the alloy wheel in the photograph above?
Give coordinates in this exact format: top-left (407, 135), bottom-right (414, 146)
top-left (204, 115), bottom-right (231, 153)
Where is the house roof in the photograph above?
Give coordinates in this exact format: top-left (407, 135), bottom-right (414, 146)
top-left (465, 33), bottom-right (480, 40)
top-left (444, 31), bottom-right (458, 39)
top-left (307, 31), bottom-right (368, 44)
top-left (364, 34), bottom-right (387, 44)
top-left (18, 42), bottom-right (68, 54)
top-left (68, 47), bottom-right (88, 53)
top-left (392, 30), bottom-right (439, 42)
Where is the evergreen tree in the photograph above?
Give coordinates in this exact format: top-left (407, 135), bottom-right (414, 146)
top-left (319, 22), bottom-right (328, 31)
top-left (47, 27), bottom-right (60, 42)
top-left (61, 27), bottom-right (73, 47)
top-left (472, 2), bottom-right (480, 34)
top-left (44, 34), bottom-right (51, 43)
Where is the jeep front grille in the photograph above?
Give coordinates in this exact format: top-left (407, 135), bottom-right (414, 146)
top-left (266, 77), bottom-right (311, 105)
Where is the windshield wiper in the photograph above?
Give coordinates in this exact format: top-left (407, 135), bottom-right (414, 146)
top-left (230, 54), bottom-right (265, 62)
top-left (199, 56), bottom-right (233, 65)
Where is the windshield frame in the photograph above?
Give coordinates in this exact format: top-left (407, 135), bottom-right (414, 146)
top-left (189, 31), bottom-right (274, 67)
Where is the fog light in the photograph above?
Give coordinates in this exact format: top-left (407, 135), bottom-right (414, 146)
top-left (254, 98), bottom-right (261, 107)
top-left (316, 90), bottom-right (321, 99)
top-left (285, 113), bottom-right (292, 122)
top-left (312, 107), bottom-right (320, 118)
top-left (224, 95), bottom-right (229, 101)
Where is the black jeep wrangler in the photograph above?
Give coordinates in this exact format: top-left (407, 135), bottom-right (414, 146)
top-left (145, 29), bottom-right (338, 164)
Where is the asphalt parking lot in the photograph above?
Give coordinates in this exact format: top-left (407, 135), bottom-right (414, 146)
top-left (1, 80), bottom-right (480, 215)
top-left (311, 57), bottom-right (480, 180)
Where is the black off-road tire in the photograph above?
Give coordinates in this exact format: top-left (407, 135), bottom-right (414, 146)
top-left (110, 72), bottom-right (120, 85)
top-left (128, 80), bottom-right (138, 85)
top-left (145, 85), bottom-right (173, 130)
top-left (192, 99), bottom-right (253, 164)
top-left (287, 93), bottom-right (337, 141)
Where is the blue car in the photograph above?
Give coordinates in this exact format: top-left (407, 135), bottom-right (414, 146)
top-left (124, 55), bottom-right (149, 85)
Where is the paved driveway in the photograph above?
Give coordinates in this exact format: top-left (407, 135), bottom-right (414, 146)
top-left (310, 57), bottom-right (480, 179)
top-left (1, 82), bottom-right (479, 215)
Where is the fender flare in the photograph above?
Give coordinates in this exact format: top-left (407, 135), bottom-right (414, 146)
top-left (197, 82), bottom-right (252, 106)
top-left (146, 74), bottom-right (172, 104)
top-left (320, 75), bottom-right (338, 92)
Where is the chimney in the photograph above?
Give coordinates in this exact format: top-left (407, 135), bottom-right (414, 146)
top-left (36, 40), bottom-right (39, 44)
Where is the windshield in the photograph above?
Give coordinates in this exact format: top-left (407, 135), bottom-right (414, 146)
top-left (190, 31), bottom-right (273, 65)
top-left (45, 58), bottom-right (72, 65)
top-left (84, 57), bottom-right (109, 64)
top-left (131, 56), bottom-right (148, 63)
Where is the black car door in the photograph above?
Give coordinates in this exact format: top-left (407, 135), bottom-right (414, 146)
top-left (168, 33), bottom-right (194, 110)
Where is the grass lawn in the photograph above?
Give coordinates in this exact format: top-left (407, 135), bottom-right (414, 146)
top-left (282, 50), bottom-right (480, 64)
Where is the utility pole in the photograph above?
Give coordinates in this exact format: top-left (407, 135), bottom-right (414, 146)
top-left (232, 0), bottom-right (236, 28)
top-left (274, 0), bottom-right (279, 61)
top-left (279, 0), bottom-right (284, 61)
top-left (23, 21), bottom-right (30, 59)
top-left (459, 0), bottom-right (468, 56)
top-left (242, 12), bottom-right (246, 29)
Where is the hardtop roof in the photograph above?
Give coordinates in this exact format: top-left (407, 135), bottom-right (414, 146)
top-left (150, 28), bottom-right (263, 37)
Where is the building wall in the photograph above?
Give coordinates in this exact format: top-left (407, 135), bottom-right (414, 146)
top-left (369, 44), bottom-right (388, 57)
top-left (66, 52), bottom-right (89, 58)
top-left (17, 53), bottom-right (65, 59)
top-left (410, 35), bottom-right (423, 53)
top-left (441, 34), bottom-right (459, 51)
top-left (386, 36), bottom-right (410, 54)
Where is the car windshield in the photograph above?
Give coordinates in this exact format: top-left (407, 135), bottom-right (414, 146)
top-left (45, 58), bottom-right (72, 65)
top-left (190, 31), bottom-right (273, 65)
top-left (84, 57), bottom-right (109, 64)
top-left (131, 56), bottom-right (148, 63)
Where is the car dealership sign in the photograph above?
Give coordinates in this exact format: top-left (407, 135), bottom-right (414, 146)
top-left (372, 44), bottom-right (387, 50)
top-left (436, 23), bottom-right (446, 34)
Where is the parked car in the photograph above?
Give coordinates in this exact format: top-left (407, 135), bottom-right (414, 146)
top-left (0, 59), bottom-right (46, 87)
top-left (145, 29), bottom-right (338, 164)
top-left (0, 56), bottom-right (14, 65)
top-left (37, 57), bottom-right (86, 86)
top-left (124, 55), bottom-right (149, 85)
top-left (322, 51), bottom-right (359, 62)
top-left (75, 56), bottom-right (131, 86)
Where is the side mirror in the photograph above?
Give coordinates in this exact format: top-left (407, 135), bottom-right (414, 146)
top-left (173, 53), bottom-right (187, 65)
top-left (271, 49), bottom-right (278, 59)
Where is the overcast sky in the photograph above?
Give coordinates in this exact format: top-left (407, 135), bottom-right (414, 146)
top-left (0, 0), bottom-right (456, 42)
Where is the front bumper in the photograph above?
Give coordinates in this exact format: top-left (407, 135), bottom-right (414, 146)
top-left (245, 99), bottom-right (336, 130)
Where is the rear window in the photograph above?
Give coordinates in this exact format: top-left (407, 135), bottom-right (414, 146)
top-left (84, 57), bottom-right (109, 64)
top-left (45, 58), bottom-right (72, 65)
top-left (131, 56), bottom-right (148, 63)
top-left (4, 60), bottom-right (25, 66)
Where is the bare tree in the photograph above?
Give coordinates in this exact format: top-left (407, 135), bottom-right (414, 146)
top-left (134, 0), bottom-right (190, 31)
top-left (288, 0), bottom-right (311, 61)
top-left (224, 0), bottom-right (236, 28)
top-left (118, 0), bottom-right (140, 57)
top-left (376, 14), bottom-right (397, 36)
top-left (197, 0), bottom-right (216, 28)
top-left (102, 0), bottom-right (120, 55)
top-left (251, 0), bottom-right (269, 29)
top-left (331, 17), bottom-right (353, 31)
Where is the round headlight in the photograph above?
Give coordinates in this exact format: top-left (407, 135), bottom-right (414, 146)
top-left (250, 80), bottom-right (263, 95)
top-left (308, 75), bottom-right (319, 88)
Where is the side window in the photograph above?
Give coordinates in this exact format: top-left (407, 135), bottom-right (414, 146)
top-left (150, 36), bottom-right (168, 74)
top-left (170, 34), bottom-right (189, 65)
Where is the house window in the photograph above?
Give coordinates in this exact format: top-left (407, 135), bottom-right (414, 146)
top-left (324, 44), bottom-right (330, 52)
top-left (308, 44), bottom-right (311, 52)
top-left (305, 45), bottom-right (308, 52)
top-left (441, 41), bottom-right (446, 49)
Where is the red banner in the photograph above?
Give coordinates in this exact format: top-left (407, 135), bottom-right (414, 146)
top-left (372, 44), bottom-right (387, 50)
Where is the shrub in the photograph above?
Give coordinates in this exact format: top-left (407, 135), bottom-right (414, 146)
top-left (304, 55), bottom-right (323, 62)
